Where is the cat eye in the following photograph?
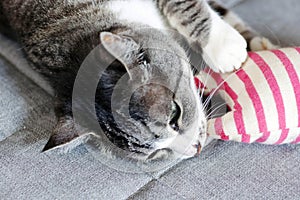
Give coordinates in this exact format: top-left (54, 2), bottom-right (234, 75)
top-left (169, 101), bottom-right (181, 131)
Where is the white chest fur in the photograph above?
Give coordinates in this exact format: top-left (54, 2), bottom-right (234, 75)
top-left (107, 0), bottom-right (166, 30)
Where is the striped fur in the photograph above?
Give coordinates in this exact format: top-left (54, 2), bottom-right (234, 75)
top-left (156, 0), bottom-right (211, 47)
top-left (1, 0), bottom-right (211, 159)
top-left (0, 0), bottom-right (276, 158)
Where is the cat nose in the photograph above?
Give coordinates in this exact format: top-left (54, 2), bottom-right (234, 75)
top-left (193, 142), bottom-right (202, 156)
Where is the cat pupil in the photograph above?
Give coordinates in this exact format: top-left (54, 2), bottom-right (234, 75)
top-left (169, 101), bottom-right (181, 131)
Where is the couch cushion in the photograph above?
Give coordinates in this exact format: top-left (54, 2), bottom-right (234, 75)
top-left (0, 40), bottom-right (181, 199)
top-left (0, 102), bottom-right (153, 199)
top-left (1, 0), bottom-right (300, 199)
top-left (232, 0), bottom-right (300, 46)
top-left (130, 0), bottom-right (300, 198)
top-left (0, 58), bottom-right (51, 141)
top-left (0, 54), bottom-right (154, 199)
top-left (130, 141), bottom-right (300, 199)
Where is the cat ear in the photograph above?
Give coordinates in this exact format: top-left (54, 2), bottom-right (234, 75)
top-left (42, 117), bottom-right (94, 152)
top-left (100, 32), bottom-right (139, 79)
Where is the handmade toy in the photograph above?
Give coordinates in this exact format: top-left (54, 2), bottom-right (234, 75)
top-left (196, 47), bottom-right (300, 145)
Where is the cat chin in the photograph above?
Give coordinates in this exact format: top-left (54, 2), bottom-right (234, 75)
top-left (143, 149), bottom-right (195, 162)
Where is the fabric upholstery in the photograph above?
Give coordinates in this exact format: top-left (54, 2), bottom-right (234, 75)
top-left (1, 0), bottom-right (300, 199)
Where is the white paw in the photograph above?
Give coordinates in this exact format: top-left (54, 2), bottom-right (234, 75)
top-left (250, 37), bottom-right (280, 51)
top-left (202, 11), bottom-right (247, 73)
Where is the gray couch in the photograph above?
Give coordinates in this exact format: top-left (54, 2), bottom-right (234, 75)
top-left (1, 0), bottom-right (300, 199)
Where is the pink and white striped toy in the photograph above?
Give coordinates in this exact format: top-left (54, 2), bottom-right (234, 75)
top-left (196, 47), bottom-right (300, 145)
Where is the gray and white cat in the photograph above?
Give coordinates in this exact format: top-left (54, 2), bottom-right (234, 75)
top-left (0, 0), bottom-right (276, 160)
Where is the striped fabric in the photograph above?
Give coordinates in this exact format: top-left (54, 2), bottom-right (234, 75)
top-left (196, 47), bottom-right (300, 145)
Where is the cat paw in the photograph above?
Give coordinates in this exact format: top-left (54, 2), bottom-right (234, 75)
top-left (202, 12), bottom-right (247, 73)
top-left (249, 37), bottom-right (280, 51)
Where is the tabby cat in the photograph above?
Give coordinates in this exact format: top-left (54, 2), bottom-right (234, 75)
top-left (0, 0), bottom-right (275, 160)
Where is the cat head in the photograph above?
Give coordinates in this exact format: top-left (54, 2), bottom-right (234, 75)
top-left (44, 29), bottom-right (207, 161)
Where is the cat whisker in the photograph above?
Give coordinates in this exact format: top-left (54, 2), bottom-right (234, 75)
top-left (199, 67), bottom-right (212, 99)
top-left (206, 102), bottom-right (227, 113)
top-left (202, 72), bottom-right (236, 110)
top-left (206, 103), bottom-right (228, 119)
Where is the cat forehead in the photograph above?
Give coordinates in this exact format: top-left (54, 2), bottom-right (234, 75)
top-left (143, 48), bottom-right (191, 76)
top-left (131, 84), bottom-right (173, 114)
top-left (131, 83), bottom-right (171, 105)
